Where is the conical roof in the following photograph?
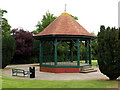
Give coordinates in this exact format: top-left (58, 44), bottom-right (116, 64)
top-left (34, 13), bottom-right (96, 37)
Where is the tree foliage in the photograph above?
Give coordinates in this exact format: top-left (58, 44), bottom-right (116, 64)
top-left (2, 34), bottom-right (16, 68)
top-left (32, 11), bottom-right (78, 34)
top-left (57, 42), bottom-right (70, 62)
top-left (12, 29), bottom-right (34, 63)
top-left (97, 25), bottom-right (120, 80)
top-left (32, 11), bottom-right (57, 34)
top-left (33, 39), bottom-right (40, 62)
top-left (90, 32), bottom-right (98, 60)
top-left (0, 9), bottom-right (11, 35)
top-left (70, 14), bottom-right (78, 20)
top-left (1, 9), bottom-right (16, 68)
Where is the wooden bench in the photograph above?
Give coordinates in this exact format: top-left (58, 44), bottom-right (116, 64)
top-left (12, 68), bottom-right (29, 76)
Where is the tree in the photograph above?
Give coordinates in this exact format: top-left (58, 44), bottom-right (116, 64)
top-left (97, 25), bottom-right (120, 80)
top-left (12, 29), bottom-right (34, 64)
top-left (32, 11), bottom-right (57, 34)
top-left (33, 39), bottom-right (40, 62)
top-left (70, 14), bottom-right (78, 20)
top-left (2, 34), bottom-right (16, 68)
top-left (0, 9), bottom-right (11, 35)
top-left (32, 11), bottom-right (78, 34)
top-left (91, 32), bottom-right (98, 60)
top-left (1, 9), bottom-right (16, 68)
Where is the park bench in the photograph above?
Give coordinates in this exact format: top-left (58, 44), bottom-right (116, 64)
top-left (12, 68), bottom-right (29, 76)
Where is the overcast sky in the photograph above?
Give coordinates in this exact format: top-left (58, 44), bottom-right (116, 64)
top-left (0, 0), bottom-right (119, 35)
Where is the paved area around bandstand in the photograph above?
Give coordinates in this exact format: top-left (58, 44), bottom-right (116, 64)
top-left (2, 64), bottom-right (109, 81)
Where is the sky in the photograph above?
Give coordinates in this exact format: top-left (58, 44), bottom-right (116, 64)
top-left (0, 0), bottom-right (119, 35)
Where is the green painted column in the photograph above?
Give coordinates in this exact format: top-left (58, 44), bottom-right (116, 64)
top-left (76, 39), bottom-right (80, 66)
top-left (89, 40), bottom-right (91, 64)
top-left (54, 38), bottom-right (57, 65)
top-left (70, 41), bottom-right (73, 62)
top-left (39, 40), bottom-right (42, 66)
top-left (85, 40), bottom-right (88, 63)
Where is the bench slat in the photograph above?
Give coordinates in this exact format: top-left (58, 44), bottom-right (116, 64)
top-left (12, 68), bottom-right (29, 76)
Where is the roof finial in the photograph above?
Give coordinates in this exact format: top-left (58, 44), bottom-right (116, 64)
top-left (64, 4), bottom-right (67, 12)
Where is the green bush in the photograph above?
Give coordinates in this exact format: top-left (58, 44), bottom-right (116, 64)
top-left (97, 26), bottom-right (120, 80)
top-left (57, 42), bottom-right (70, 62)
top-left (33, 39), bottom-right (40, 62)
top-left (2, 34), bottom-right (16, 68)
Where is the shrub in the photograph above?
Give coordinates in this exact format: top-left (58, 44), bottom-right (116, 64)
top-left (2, 34), bottom-right (16, 68)
top-left (97, 26), bottom-right (120, 80)
top-left (33, 39), bottom-right (40, 63)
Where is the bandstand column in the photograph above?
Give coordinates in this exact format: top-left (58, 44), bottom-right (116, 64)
top-left (89, 40), bottom-right (91, 64)
top-left (85, 40), bottom-right (88, 63)
top-left (54, 38), bottom-right (57, 65)
top-left (76, 39), bottom-right (80, 66)
top-left (70, 41), bottom-right (73, 62)
top-left (39, 40), bottom-right (42, 66)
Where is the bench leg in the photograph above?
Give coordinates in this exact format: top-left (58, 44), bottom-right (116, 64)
top-left (12, 73), bottom-right (15, 76)
top-left (12, 73), bottom-right (17, 76)
top-left (27, 74), bottom-right (29, 77)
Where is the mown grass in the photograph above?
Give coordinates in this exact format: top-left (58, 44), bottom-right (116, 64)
top-left (80, 60), bottom-right (98, 66)
top-left (2, 76), bottom-right (118, 88)
top-left (0, 75), bottom-right (2, 89)
top-left (91, 60), bottom-right (98, 66)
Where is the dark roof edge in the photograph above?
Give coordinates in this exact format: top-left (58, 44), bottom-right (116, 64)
top-left (33, 35), bottom-right (97, 39)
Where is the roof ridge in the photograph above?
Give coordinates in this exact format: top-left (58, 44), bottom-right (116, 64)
top-left (60, 12), bottom-right (71, 16)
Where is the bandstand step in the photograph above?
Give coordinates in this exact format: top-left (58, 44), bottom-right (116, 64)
top-left (80, 66), bottom-right (97, 73)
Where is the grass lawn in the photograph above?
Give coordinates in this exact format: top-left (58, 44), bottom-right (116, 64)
top-left (80, 60), bottom-right (98, 66)
top-left (2, 76), bottom-right (118, 88)
top-left (91, 60), bottom-right (98, 66)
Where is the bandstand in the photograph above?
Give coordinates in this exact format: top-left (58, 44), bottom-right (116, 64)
top-left (34, 13), bottom-right (96, 73)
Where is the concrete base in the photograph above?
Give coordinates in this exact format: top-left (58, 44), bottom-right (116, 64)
top-left (40, 67), bottom-right (82, 73)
